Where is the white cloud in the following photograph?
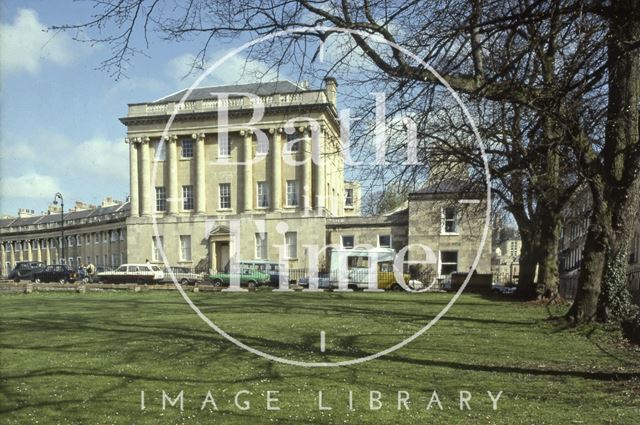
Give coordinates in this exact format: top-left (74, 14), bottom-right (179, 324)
top-left (105, 76), bottom-right (169, 100)
top-left (1, 173), bottom-right (59, 199)
top-left (0, 134), bottom-right (129, 214)
top-left (166, 52), bottom-right (280, 87)
top-left (0, 9), bottom-right (75, 75)
top-left (71, 137), bottom-right (129, 179)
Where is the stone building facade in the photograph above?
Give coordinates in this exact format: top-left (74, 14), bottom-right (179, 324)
top-left (1, 79), bottom-right (492, 279)
top-left (121, 79), bottom-right (350, 270)
top-left (491, 239), bottom-right (522, 284)
top-left (0, 199), bottom-right (128, 275)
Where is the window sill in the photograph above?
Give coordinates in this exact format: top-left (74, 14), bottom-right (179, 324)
top-left (180, 157), bottom-right (193, 160)
top-left (440, 232), bottom-right (460, 236)
top-left (216, 208), bottom-right (233, 212)
top-left (283, 205), bottom-right (299, 209)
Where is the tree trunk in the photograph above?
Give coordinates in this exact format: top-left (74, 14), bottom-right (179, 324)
top-left (566, 183), bottom-right (609, 323)
top-left (596, 0), bottom-right (640, 322)
top-left (567, 0), bottom-right (640, 324)
top-left (537, 211), bottom-right (561, 298)
top-left (516, 234), bottom-right (539, 299)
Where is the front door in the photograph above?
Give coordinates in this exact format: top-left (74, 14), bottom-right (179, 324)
top-left (216, 242), bottom-right (230, 272)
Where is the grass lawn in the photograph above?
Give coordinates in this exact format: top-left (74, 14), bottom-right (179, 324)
top-left (1, 290), bottom-right (639, 424)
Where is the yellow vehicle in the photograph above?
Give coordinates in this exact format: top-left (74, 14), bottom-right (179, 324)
top-left (377, 262), bottom-right (411, 290)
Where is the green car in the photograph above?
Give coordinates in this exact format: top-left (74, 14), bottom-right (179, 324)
top-left (206, 268), bottom-right (271, 288)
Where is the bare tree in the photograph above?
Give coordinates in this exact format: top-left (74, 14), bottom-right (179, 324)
top-left (54, 0), bottom-right (640, 323)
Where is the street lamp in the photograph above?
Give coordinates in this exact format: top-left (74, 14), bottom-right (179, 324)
top-left (53, 192), bottom-right (64, 264)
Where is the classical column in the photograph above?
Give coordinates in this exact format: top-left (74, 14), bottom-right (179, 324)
top-left (271, 128), bottom-right (283, 211)
top-left (0, 243), bottom-right (5, 277)
top-left (36, 240), bottom-right (42, 262)
top-left (242, 130), bottom-right (253, 212)
top-left (302, 127), bottom-right (313, 211)
top-left (9, 242), bottom-right (15, 269)
top-left (140, 137), bottom-right (151, 216)
top-left (127, 138), bottom-right (140, 217)
top-left (45, 239), bottom-right (51, 265)
top-left (314, 128), bottom-right (326, 213)
top-left (167, 135), bottom-right (179, 214)
top-left (26, 240), bottom-right (33, 261)
top-left (193, 132), bottom-right (206, 214)
top-left (19, 241), bottom-right (24, 261)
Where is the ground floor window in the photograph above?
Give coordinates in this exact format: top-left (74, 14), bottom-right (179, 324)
top-left (341, 235), bottom-right (355, 249)
top-left (180, 235), bottom-right (192, 261)
top-left (440, 251), bottom-right (458, 276)
top-left (152, 236), bottom-right (163, 262)
top-left (285, 232), bottom-right (297, 259)
top-left (255, 233), bottom-right (267, 259)
top-left (378, 234), bottom-right (392, 248)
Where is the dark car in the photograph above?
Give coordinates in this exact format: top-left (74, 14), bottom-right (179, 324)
top-left (8, 261), bottom-right (45, 282)
top-left (32, 265), bottom-right (77, 284)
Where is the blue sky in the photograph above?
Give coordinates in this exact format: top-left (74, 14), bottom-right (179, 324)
top-left (0, 1), bottom-right (293, 216)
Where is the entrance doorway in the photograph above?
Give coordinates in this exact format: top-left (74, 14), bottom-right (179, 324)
top-left (216, 242), bottom-right (230, 272)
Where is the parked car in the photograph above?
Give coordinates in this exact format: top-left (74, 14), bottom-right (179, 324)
top-left (32, 265), bottom-right (77, 284)
top-left (298, 272), bottom-right (332, 289)
top-left (162, 267), bottom-right (204, 285)
top-left (8, 261), bottom-right (45, 282)
top-left (239, 260), bottom-right (280, 286)
top-left (206, 268), bottom-right (271, 288)
top-left (97, 264), bottom-right (164, 284)
top-left (491, 284), bottom-right (517, 295)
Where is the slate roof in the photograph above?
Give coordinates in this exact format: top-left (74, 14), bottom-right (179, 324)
top-left (153, 80), bottom-right (309, 103)
top-left (326, 208), bottom-right (408, 228)
top-left (1, 203), bottom-right (130, 230)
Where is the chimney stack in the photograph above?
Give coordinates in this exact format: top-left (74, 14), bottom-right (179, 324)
top-left (17, 208), bottom-right (35, 218)
top-left (323, 76), bottom-right (338, 106)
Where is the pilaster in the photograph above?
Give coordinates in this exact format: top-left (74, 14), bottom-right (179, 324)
top-left (193, 132), bottom-right (206, 214)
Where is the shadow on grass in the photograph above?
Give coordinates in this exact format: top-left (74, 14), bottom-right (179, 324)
top-left (2, 291), bottom-right (639, 419)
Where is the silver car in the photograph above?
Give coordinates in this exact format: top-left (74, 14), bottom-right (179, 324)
top-left (162, 267), bottom-right (204, 285)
